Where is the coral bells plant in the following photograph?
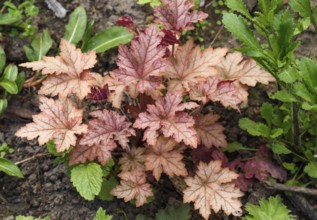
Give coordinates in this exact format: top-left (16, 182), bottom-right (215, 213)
top-left (15, 0), bottom-right (276, 219)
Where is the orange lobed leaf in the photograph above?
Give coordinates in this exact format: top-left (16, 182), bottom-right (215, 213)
top-left (133, 92), bottom-right (198, 147)
top-left (164, 39), bottom-right (228, 94)
top-left (183, 160), bottom-right (243, 220)
top-left (194, 113), bottom-right (227, 148)
top-left (111, 169), bottom-right (153, 207)
top-left (213, 52), bottom-right (275, 103)
top-left (114, 25), bottom-right (168, 93)
top-left (80, 109), bottom-right (135, 148)
top-left (20, 39), bottom-right (101, 99)
top-left (154, 0), bottom-right (208, 32)
top-left (144, 136), bottom-right (188, 180)
top-left (15, 97), bottom-right (87, 152)
top-left (119, 147), bottom-right (146, 172)
top-left (189, 76), bottom-right (241, 110)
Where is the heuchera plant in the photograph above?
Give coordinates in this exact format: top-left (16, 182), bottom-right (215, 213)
top-left (15, 0), bottom-right (277, 219)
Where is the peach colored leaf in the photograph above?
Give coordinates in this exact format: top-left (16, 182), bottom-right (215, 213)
top-left (80, 110), bottom-right (135, 148)
top-left (189, 76), bottom-right (241, 110)
top-left (134, 92), bottom-right (198, 147)
top-left (15, 97), bottom-right (87, 152)
top-left (111, 170), bottom-right (153, 207)
top-left (69, 143), bottom-right (116, 166)
top-left (145, 136), bottom-right (187, 180)
top-left (183, 160), bottom-right (243, 220)
top-left (103, 73), bottom-right (126, 108)
top-left (154, 0), bottom-right (208, 32)
top-left (119, 147), bottom-right (145, 172)
top-left (214, 52), bottom-right (275, 103)
top-left (20, 39), bottom-right (99, 99)
top-left (164, 39), bottom-right (227, 94)
top-left (114, 25), bottom-right (168, 93)
top-left (194, 113), bottom-right (227, 148)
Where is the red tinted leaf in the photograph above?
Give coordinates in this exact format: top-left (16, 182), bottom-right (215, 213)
top-left (87, 84), bottom-right (109, 101)
top-left (116, 16), bottom-right (134, 27)
top-left (80, 110), bottom-right (135, 148)
top-left (69, 143), bottom-right (116, 166)
top-left (161, 29), bottom-right (181, 46)
top-left (133, 92), bottom-right (198, 147)
top-left (154, 0), bottom-right (208, 32)
top-left (15, 97), bottom-right (87, 152)
top-left (243, 146), bottom-right (287, 182)
top-left (114, 25), bottom-right (168, 93)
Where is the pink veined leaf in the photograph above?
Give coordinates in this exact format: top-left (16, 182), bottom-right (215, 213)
top-left (133, 92), bottom-right (198, 147)
top-left (119, 147), bottom-right (146, 172)
top-left (114, 25), bottom-right (168, 93)
top-left (69, 142), bottom-right (116, 166)
top-left (20, 39), bottom-right (101, 100)
top-left (164, 39), bottom-right (228, 94)
top-left (194, 113), bottom-right (227, 148)
top-left (15, 97), bottom-right (87, 152)
top-left (213, 52), bottom-right (275, 103)
top-left (80, 109), bottom-right (135, 148)
top-left (144, 136), bottom-right (188, 180)
top-left (183, 160), bottom-right (243, 220)
top-left (111, 170), bottom-right (153, 207)
top-left (189, 76), bottom-right (241, 110)
top-left (154, 0), bottom-right (208, 32)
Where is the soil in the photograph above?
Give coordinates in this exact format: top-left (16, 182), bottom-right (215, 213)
top-left (1, 0), bottom-right (317, 220)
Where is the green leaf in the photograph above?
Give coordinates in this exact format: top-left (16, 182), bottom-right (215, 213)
top-left (261, 103), bottom-right (273, 126)
top-left (0, 12), bottom-right (22, 25)
top-left (81, 20), bottom-right (95, 51)
top-left (64, 6), bottom-right (87, 45)
top-left (226, 0), bottom-right (252, 20)
top-left (16, 216), bottom-right (50, 220)
top-left (0, 79), bottom-right (18, 94)
top-left (70, 163), bottom-right (103, 200)
top-left (294, 83), bottom-right (316, 104)
top-left (271, 142), bottom-right (291, 154)
top-left (239, 118), bottom-right (270, 137)
top-left (278, 68), bottom-right (300, 83)
top-left (85, 26), bottom-right (133, 53)
top-left (289, 0), bottom-right (311, 17)
top-left (270, 91), bottom-right (297, 102)
top-left (101, 159), bottom-right (115, 177)
top-left (0, 157), bottom-right (23, 178)
top-left (156, 204), bottom-right (191, 220)
top-left (0, 99), bottom-right (8, 117)
top-left (223, 142), bottom-right (254, 152)
top-left (243, 196), bottom-right (295, 220)
top-left (0, 47), bottom-right (5, 73)
top-left (98, 177), bottom-right (118, 201)
top-left (137, 0), bottom-right (162, 7)
top-left (299, 57), bottom-right (317, 94)
top-left (304, 161), bottom-right (317, 178)
top-left (223, 13), bottom-right (261, 50)
top-left (16, 72), bottom-right (26, 92)
top-left (3, 64), bottom-right (18, 81)
top-left (93, 207), bottom-right (112, 220)
top-left (282, 162), bottom-right (296, 172)
top-left (270, 128), bottom-right (283, 138)
top-left (24, 30), bottom-right (53, 61)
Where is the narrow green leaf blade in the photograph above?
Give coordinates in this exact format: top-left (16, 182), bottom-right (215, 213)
top-left (0, 99), bottom-right (8, 117)
top-left (289, 0), bottom-right (311, 17)
top-left (0, 79), bottom-right (18, 94)
top-left (261, 103), bottom-right (273, 126)
top-left (226, 0), bottom-right (252, 20)
top-left (64, 6), bottom-right (87, 45)
top-left (85, 26), bottom-right (133, 53)
top-left (223, 13), bottom-right (261, 50)
top-left (0, 158), bottom-right (24, 178)
top-left (0, 47), bottom-right (5, 73)
top-left (239, 118), bottom-right (270, 137)
top-left (30, 29), bottom-right (53, 61)
top-left (70, 163), bottom-right (103, 200)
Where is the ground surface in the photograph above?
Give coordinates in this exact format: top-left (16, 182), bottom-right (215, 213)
top-left (1, 0), bottom-right (317, 219)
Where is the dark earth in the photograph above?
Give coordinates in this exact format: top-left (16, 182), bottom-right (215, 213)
top-left (1, 0), bottom-right (317, 219)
